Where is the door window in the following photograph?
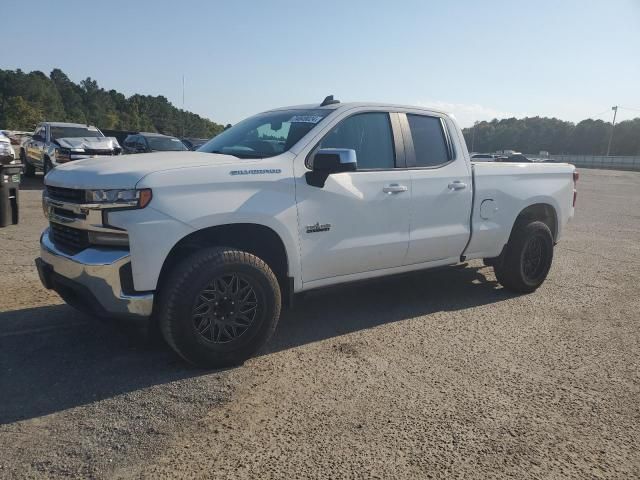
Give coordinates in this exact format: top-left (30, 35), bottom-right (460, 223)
top-left (406, 114), bottom-right (450, 168)
top-left (33, 126), bottom-right (45, 141)
top-left (137, 137), bottom-right (147, 151)
top-left (124, 135), bottom-right (136, 148)
top-left (316, 112), bottom-right (395, 170)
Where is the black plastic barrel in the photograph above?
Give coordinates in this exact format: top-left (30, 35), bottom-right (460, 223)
top-left (0, 164), bottom-right (21, 227)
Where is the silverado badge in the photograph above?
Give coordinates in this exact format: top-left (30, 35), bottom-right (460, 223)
top-left (306, 222), bottom-right (331, 233)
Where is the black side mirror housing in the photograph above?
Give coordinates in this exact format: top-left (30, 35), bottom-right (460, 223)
top-left (306, 148), bottom-right (357, 188)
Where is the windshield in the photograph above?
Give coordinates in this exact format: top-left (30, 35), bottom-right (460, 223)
top-left (50, 126), bottom-right (103, 140)
top-left (198, 109), bottom-right (332, 159)
top-left (148, 136), bottom-right (189, 151)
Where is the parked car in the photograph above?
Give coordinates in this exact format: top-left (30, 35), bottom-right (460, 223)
top-left (0, 130), bottom-right (31, 146)
top-left (20, 122), bottom-right (121, 176)
top-left (470, 153), bottom-right (498, 162)
top-left (0, 132), bottom-right (16, 165)
top-left (100, 129), bottom-right (139, 147)
top-left (37, 97), bottom-right (577, 368)
top-left (496, 154), bottom-right (534, 163)
top-left (180, 137), bottom-right (209, 151)
top-left (122, 133), bottom-right (189, 154)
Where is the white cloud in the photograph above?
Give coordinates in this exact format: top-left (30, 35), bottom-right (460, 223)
top-left (416, 100), bottom-right (527, 128)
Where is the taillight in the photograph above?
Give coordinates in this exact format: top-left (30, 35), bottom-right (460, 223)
top-left (572, 170), bottom-right (578, 207)
top-left (573, 171), bottom-right (579, 183)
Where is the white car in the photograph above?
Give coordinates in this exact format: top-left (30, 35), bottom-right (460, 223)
top-left (36, 97), bottom-right (577, 367)
top-left (0, 132), bottom-right (16, 164)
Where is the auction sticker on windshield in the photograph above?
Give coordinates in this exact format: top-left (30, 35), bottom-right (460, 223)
top-left (289, 115), bottom-right (323, 124)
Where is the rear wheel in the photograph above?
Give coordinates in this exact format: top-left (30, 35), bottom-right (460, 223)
top-left (21, 150), bottom-right (35, 177)
top-left (158, 247), bottom-right (281, 368)
top-left (494, 220), bottom-right (554, 293)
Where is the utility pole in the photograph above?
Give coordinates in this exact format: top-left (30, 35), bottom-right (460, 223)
top-left (606, 105), bottom-right (618, 156)
top-left (182, 75), bottom-right (185, 138)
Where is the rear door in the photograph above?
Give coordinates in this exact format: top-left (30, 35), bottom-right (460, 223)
top-left (401, 113), bottom-right (473, 264)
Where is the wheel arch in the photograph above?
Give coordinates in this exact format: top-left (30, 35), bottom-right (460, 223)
top-left (511, 202), bottom-right (558, 241)
top-left (157, 223), bottom-right (292, 303)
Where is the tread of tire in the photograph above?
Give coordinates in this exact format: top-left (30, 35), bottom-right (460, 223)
top-left (494, 220), bottom-right (553, 293)
top-left (158, 247), bottom-right (280, 367)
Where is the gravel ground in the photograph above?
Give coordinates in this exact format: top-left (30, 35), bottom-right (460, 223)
top-left (1, 169), bottom-right (639, 479)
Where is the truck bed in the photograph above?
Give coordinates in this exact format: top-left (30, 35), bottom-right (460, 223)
top-left (464, 162), bottom-right (576, 260)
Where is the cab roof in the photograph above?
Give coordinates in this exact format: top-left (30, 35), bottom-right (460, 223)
top-left (266, 102), bottom-right (450, 117)
top-left (42, 121), bottom-right (99, 128)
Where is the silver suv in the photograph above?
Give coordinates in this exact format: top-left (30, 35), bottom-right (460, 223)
top-left (21, 122), bottom-right (122, 176)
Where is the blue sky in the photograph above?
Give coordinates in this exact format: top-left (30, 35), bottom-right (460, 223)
top-left (2, 0), bottom-right (639, 127)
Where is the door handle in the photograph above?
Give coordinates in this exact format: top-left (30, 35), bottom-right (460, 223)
top-left (383, 184), bottom-right (408, 194)
top-left (448, 181), bottom-right (467, 191)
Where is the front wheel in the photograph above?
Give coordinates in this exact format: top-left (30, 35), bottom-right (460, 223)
top-left (158, 247), bottom-right (281, 368)
top-left (494, 220), bottom-right (554, 293)
top-left (43, 157), bottom-right (53, 176)
top-left (21, 150), bottom-right (35, 177)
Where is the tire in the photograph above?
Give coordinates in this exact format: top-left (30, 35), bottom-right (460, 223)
top-left (21, 150), bottom-right (35, 177)
top-left (493, 220), bottom-right (554, 293)
top-left (43, 156), bottom-right (53, 176)
top-left (158, 247), bottom-right (281, 368)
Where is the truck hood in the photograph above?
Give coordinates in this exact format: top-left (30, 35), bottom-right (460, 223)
top-left (55, 136), bottom-right (120, 150)
top-left (45, 151), bottom-right (243, 189)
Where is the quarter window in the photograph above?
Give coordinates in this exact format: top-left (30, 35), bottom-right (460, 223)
top-left (318, 112), bottom-right (395, 170)
top-left (407, 114), bottom-right (450, 167)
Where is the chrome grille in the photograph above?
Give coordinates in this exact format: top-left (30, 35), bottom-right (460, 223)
top-left (49, 223), bottom-right (89, 254)
top-left (46, 186), bottom-right (85, 203)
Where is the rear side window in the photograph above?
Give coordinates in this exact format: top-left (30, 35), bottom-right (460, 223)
top-left (407, 114), bottom-right (450, 167)
top-left (318, 112), bottom-right (395, 170)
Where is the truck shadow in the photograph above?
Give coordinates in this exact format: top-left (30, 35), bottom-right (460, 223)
top-left (0, 264), bottom-right (513, 424)
top-left (265, 263), bottom-right (514, 355)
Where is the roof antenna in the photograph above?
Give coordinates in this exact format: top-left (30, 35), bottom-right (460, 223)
top-left (320, 95), bottom-right (340, 107)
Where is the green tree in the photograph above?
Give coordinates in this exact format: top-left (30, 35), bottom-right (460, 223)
top-left (3, 96), bottom-right (44, 130)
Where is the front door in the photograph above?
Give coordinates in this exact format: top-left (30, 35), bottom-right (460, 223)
top-left (295, 111), bottom-right (411, 284)
top-left (27, 125), bottom-right (46, 167)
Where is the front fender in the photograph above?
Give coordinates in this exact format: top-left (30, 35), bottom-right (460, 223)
top-left (132, 158), bottom-right (301, 290)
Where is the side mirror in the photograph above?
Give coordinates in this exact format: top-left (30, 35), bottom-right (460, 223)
top-left (306, 148), bottom-right (357, 188)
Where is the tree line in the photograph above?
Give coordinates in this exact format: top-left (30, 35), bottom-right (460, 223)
top-left (462, 116), bottom-right (640, 156)
top-left (2, 68), bottom-right (638, 155)
top-left (0, 68), bottom-right (226, 138)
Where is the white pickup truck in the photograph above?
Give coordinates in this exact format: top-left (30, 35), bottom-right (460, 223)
top-left (36, 97), bottom-right (577, 367)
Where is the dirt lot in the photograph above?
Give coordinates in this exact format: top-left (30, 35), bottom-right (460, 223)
top-left (1, 169), bottom-right (639, 479)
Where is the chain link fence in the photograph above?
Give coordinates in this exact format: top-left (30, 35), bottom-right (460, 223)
top-left (525, 155), bottom-right (640, 172)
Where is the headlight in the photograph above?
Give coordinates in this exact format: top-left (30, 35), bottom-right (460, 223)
top-left (55, 147), bottom-right (72, 163)
top-left (0, 143), bottom-right (11, 156)
top-left (85, 188), bottom-right (152, 208)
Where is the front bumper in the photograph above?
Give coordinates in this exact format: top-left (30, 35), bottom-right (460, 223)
top-left (37, 228), bottom-right (153, 319)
